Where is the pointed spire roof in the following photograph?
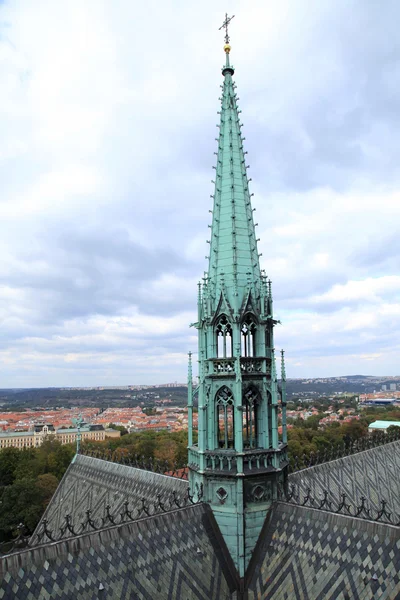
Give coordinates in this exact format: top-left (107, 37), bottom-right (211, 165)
top-left (207, 41), bottom-right (261, 310)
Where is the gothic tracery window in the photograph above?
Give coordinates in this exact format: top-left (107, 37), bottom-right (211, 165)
top-left (216, 386), bottom-right (234, 449)
top-left (241, 315), bottom-right (256, 357)
top-left (265, 326), bottom-right (271, 350)
top-left (243, 386), bottom-right (260, 448)
top-left (267, 390), bottom-right (273, 449)
top-left (216, 315), bottom-right (233, 358)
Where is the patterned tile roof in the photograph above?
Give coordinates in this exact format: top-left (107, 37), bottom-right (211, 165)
top-left (1, 505), bottom-right (236, 600)
top-left (246, 502), bottom-right (400, 599)
top-left (3, 444), bottom-right (400, 598)
top-left (289, 440), bottom-right (400, 515)
top-left (30, 454), bottom-right (188, 545)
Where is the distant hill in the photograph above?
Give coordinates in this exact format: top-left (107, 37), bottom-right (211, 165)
top-left (285, 375), bottom-right (400, 397)
top-left (341, 375), bottom-right (371, 380)
top-left (0, 386), bottom-right (188, 410)
top-left (0, 375), bottom-right (399, 410)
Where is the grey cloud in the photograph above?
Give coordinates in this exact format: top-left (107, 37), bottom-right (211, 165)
top-left (0, 225), bottom-right (194, 325)
top-left (1, 0), bottom-right (400, 384)
top-left (351, 233), bottom-right (400, 271)
top-left (243, 3), bottom-right (400, 193)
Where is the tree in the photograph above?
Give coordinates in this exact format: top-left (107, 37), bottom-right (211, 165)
top-left (302, 415), bottom-right (322, 430)
top-left (131, 432), bottom-right (157, 459)
top-left (387, 425), bottom-right (400, 435)
top-left (0, 478), bottom-right (46, 539)
top-left (341, 420), bottom-right (368, 441)
top-left (0, 447), bottom-right (20, 486)
top-left (13, 448), bottom-right (39, 481)
top-left (154, 438), bottom-right (177, 468)
top-left (312, 436), bottom-right (331, 451)
top-left (108, 423), bottom-right (128, 436)
top-left (35, 438), bottom-right (75, 479)
top-left (36, 473), bottom-right (59, 505)
top-left (112, 447), bottom-right (129, 462)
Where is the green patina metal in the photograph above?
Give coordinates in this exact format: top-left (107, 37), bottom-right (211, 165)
top-left (188, 18), bottom-right (289, 578)
top-left (72, 414), bottom-right (84, 455)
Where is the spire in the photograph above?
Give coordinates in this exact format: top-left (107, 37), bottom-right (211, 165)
top-left (208, 26), bottom-right (261, 309)
top-left (188, 19), bottom-right (289, 578)
top-left (280, 349), bottom-right (286, 381)
top-left (72, 414), bottom-right (83, 454)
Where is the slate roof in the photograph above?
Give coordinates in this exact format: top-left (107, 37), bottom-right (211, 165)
top-left (246, 502), bottom-right (400, 600)
top-left (2, 443), bottom-right (400, 599)
top-left (31, 454), bottom-right (188, 545)
top-left (289, 440), bottom-right (400, 516)
top-left (1, 504), bottom-right (237, 600)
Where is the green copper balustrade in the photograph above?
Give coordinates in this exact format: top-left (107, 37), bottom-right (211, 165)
top-left (210, 357), bottom-right (271, 376)
top-left (189, 444), bottom-right (288, 476)
top-left (212, 358), bottom-right (235, 374)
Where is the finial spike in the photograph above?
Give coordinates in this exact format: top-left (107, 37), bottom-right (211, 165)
top-left (281, 349), bottom-right (286, 381)
top-left (188, 351), bottom-right (193, 377)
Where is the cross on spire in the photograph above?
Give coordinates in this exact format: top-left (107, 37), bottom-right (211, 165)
top-left (219, 13), bottom-right (235, 44)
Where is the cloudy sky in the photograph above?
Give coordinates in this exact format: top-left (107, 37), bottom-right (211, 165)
top-left (1, 0), bottom-right (400, 387)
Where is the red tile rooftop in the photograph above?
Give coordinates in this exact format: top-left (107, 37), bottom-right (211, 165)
top-left (164, 468), bottom-right (188, 480)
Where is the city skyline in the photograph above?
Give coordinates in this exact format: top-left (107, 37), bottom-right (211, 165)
top-left (1, 1), bottom-right (400, 386)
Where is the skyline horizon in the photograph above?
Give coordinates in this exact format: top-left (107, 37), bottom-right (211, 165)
top-left (2, 371), bottom-right (400, 392)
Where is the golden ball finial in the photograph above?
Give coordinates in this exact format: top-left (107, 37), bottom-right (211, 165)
top-left (224, 43), bottom-right (231, 54)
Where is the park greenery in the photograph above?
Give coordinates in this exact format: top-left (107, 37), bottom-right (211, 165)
top-left (0, 439), bottom-right (75, 541)
top-left (287, 405), bottom-right (400, 460)
top-left (0, 404), bottom-right (399, 542)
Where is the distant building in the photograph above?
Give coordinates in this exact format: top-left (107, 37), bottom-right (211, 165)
top-left (368, 420), bottom-right (400, 433)
top-left (390, 383), bottom-right (397, 391)
top-left (360, 398), bottom-right (397, 408)
top-left (0, 423), bottom-right (107, 450)
top-left (104, 428), bottom-right (122, 439)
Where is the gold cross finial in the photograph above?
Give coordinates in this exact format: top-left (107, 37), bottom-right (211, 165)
top-left (219, 13), bottom-right (235, 44)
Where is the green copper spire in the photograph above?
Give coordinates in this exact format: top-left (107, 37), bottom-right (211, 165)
top-left (72, 414), bottom-right (83, 454)
top-left (188, 20), bottom-right (289, 579)
top-left (208, 38), bottom-right (261, 311)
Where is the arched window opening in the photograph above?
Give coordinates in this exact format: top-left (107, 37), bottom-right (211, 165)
top-left (216, 315), bottom-right (233, 358)
top-left (243, 386), bottom-right (260, 448)
top-left (277, 386), bottom-right (283, 442)
top-left (216, 386), bottom-right (235, 449)
top-left (241, 316), bottom-right (256, 357)
top-left (265, 327), bottom-right (271, 350)
top-left (267, 391), bottom-right (273, 449)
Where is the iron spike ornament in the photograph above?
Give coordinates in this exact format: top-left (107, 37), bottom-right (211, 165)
top-left (5, 430), bottom-right (397, 559)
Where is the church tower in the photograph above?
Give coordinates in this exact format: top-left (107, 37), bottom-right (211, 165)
top-left (188, 16), bottom-right (289, 577)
